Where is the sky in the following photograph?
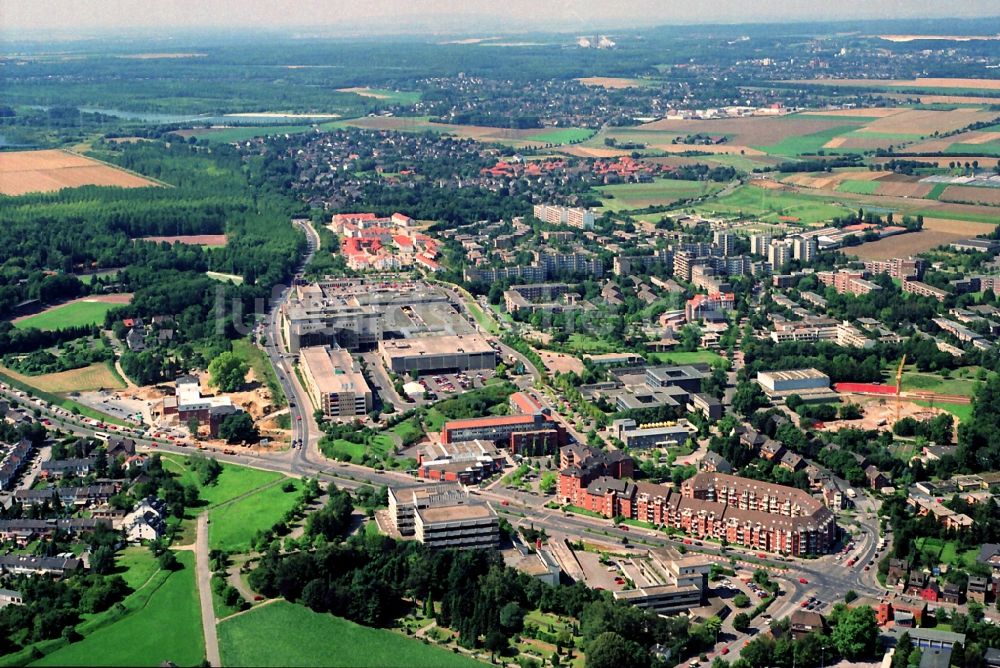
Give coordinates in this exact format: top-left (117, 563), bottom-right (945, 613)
top-left (3, 0), bottom-right (999, 36)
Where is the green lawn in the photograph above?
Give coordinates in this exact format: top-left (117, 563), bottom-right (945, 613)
top-left (209, 478), bottom-right (301, 552)
top-left (528, 127), bottom-right (595, 144)
top-left (914, 400), bottom-right (974, 425)
top-left (754, 125), bottom-right (856, 157)
top-left (914, 537), bottom-right (979, 569)
top-left (14, 300), bottom-right (120, 331)
top-left (562, 334), bottom-right (620, 354)
top-left (597, 179), bottom-right (722, 212)
top-left (160, 456), bottom-right (284, 509)
top-left (645, 350), bottom-right (725, 366)
top-left (693, 184), bottom-right (847, 224)
top-left (114, 546), bottom-right (160, 591)
top-left (423, 408), bottom-right (447, 432)
top-left (837, 180), bottom-right (882, 195)
top-left (33, 551), bottom-right (204, 667)
top-left (902, 371), bottom-right (979, 397)
top-left (217, 601), bottom-right (483, 667)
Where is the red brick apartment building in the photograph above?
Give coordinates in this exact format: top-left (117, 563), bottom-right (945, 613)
top-left (558, 465), bottom-right (837, 556)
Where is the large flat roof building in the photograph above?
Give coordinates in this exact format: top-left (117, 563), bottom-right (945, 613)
top-left (388, 483), bottom-right (499, 550)
top-left (299, 346), bottom-right (373, 418)
top-left (379, 334), bottom-right (497, 375)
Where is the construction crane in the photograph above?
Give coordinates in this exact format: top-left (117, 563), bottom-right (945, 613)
top-left (895, 355), bottom-right (907, 422)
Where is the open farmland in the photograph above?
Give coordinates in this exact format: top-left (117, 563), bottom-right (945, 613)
top-left (939, 185), bottom-right (1000, 206)
top-left (788, 77), bottom-right (1000, 91)
top-left (861, 108), bottom-right (998, 135)
top-left (13, 294), bottom-right (131, 330)
top-left (576, 76), bottom-right (650, 88)
top-left (336, 87), bottom-right (422, 104)
top-left (849, 217), bottom-right (995, 260)
top-left (139, 234), bottom-right (229, 246)
top-left (0, 362), bottom-right (126, 393)
top-left (872, 155), bottom-right (1000, 169)
top-left (0, 149), bottom-right (160, 196)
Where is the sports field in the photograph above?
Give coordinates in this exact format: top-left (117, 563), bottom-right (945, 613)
top-left (597, 179), bottom-right (723, 212)
top-left (33, 551), bottom-right (204, 667)
top-left (217, 601), bottom-right (483, 668)
top-left (13, 294), bottom-right (131, 330)
top-left (645, 350), bottom-right (726, 366)
top-left (692, 184), bottom-right (847, 224)
top-left (0, 149), bottom-right (159, 196)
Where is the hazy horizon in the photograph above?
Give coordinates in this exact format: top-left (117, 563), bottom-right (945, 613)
top-left (3, 0), bottom-right (1000, 39)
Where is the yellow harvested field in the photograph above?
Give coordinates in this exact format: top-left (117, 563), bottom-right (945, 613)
top-left (0, 363), bottom-right (126, 393)
top-left (802, 108), bottom-right (906, 118)
top-left (790, 77), bottom-right (1000, 90)
top-left (558, 145), bottom-right (631, 158)
top-left (960, 131), bottom-right (1000, 145)
top-left (921, 217), bottom-right (998, 235)
top-left (851, 230), bottom-right (968, 260)
top-left (823, 137), bottom-right (848, 148)
top-left (0, 150), bottom-right (158, 196)
top-left (907, 94), bottom-right (1000, 105)
top-left (784, 170), bottom-right (883, 190)
top-left (576, 77), bottom-right (647, 89)
top-left (863, 108), bottom-right (998, 135)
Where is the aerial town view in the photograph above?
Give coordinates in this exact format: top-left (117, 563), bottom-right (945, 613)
top-left (2, 1), bottom-right (1000, 667)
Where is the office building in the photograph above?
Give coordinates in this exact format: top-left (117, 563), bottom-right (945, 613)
top-left (299, 346), bottom-right (372, 418)
top-left (388, 483), bottom-right (500, 550)
top-left (379, 334), bottom-right (497, 375)
top-left (613, 547), bottom-right (710, 614)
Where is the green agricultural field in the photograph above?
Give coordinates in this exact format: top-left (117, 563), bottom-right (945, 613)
top-left (645, 350), bottom-right (725, 366)
top-left (33, 551), bottom-right (204, 668)
top-left (14, 300), bottom-right (120, 331)
top-left (945, 143), bottom-right (1000, 157)
top-left (837, 180), bottom-right (882, 195)
top-left (694, 185), bottom-right (847, 224)
top-left (209, 478), bottom-right (302, 552)
top-left (528, 127), bottom-right (595, 144)
top-left (193, 124), bottom-right (317, 143)
top-left (754, 126), bottom-right (855, 157)
top-left (217, 601), bottom-right (483, 668)
top-left (597, 179), bottom-right (722, 212)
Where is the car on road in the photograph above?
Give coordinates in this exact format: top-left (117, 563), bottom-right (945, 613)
top-left (799, 578), bottom-right (808, 584)
top-left (721, 648), bottom-right (729, 655)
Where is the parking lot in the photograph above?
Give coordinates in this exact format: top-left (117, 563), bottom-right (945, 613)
top-left (417, 370), bottom-right (493, 399)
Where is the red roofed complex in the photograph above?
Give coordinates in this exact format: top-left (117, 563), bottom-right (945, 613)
top-left (440, 413), bottom-right (566, 455)
top-left (685, 292), bottom-right (735, 322)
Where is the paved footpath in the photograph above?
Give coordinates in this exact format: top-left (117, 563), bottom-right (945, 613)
top-left (195, 513), bottom-right (222, 667)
